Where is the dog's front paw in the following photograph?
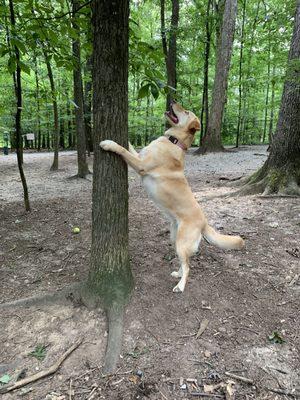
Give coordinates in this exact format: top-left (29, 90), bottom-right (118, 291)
top-left (100, 140), bottom-right (119, 152)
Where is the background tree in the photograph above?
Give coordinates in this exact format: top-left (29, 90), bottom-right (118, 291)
top-left (8, 0), bottom-right (30, 211)
top-left (238, 0), bottom-right (300, 195)
top-left (160, 0), bottom-right (180, 110)
top-left (198, 0), bottom-right (237, 153)
top-left (71, 0), bottom-right (89, 178)
top-left (86, 0), bottom-right (134, 373)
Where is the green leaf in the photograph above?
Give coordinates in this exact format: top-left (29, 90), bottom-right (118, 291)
top-left (137, 83), bottom-right (150, 99)
top-left (150, 83), bottom-right (159, 100)
top-left (10, 38), bottom-right (26, 54)
top-left (0, 374), bottom-right (11, 385)
top-left (18, 61), bottom-right (30, 75)
top-left (7, 56), bottom-right (16, 74)
top-left (268, 331), bottom-right (285, 344)
top-left (29, 345), bottom-right (47, 360)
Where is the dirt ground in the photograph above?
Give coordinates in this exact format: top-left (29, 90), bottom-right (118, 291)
top-left (0, 146), bottom-right (299, 400)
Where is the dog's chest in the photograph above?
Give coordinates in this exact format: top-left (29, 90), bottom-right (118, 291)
top-left (142, 175), bottom-right (158, 200)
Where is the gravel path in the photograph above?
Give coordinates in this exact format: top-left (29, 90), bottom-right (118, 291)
top-left (0, 145), bottom-right (268, 204)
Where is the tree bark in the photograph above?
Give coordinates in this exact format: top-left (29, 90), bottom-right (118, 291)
top-left (84, 54), bottom-right (93, 155)
top-left (43, 50), bottom-right (60, 171)
top-left (86, 0), bottom-right (134, 373)
top-left (199, 0), bottom-right (212, 145)
top-left (8, 0), bottom-right (30, 211)
top-left (199, 0), bottom-right (237, 153)
top-left (262, 26), bottom-right (271, 143)
top-left (240, 1), bottom-right (300, 195)
top-left (236, 0), bottom-right (246, 148)
top-left (71, 0), bottom-right (90, 178)
top-left (268, 65), bottom-right (276, 148)
top-left (160, 0), bottom-right (180, 111)
top-left (34, 57), bottom-right (42, 151)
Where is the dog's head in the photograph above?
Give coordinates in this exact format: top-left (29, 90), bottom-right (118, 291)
top-left (165, 101), bottom-right (200, 136)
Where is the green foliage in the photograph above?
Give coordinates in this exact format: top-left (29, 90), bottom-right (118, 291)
top-left (268, 331), bottom-right (285, 344)
top-left (0, 0), bottom-right (295, 148)
top-left (0, 374), bottom-right (11, 385)
top-left (29, 344), bottom-right (47, 361)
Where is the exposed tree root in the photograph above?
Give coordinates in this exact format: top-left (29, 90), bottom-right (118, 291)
top-left (211, 166), bottom-right (300, 198)
top-left (103, 303), bottom-right (125, 374)
top-left (0, 283), bottom-right (82, 309)
top-left (1, 282), bottom-right (126, 375)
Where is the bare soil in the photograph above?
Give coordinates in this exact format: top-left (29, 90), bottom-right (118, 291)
top-left (0, 146), bottom-right (299, 400)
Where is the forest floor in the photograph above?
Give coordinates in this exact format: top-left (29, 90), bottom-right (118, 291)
top-left (0, 146), bottom-right (299, 400)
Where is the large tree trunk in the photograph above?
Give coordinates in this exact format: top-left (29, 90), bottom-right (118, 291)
top-left (85, 0), bottom-right (133, 374)
top-left (160, 0), bottom-right (180, 111)
top-left (240, 1), bottom-right (300, 196)
top-left (72, 0), bottom-right (90, 178)
top-left (9, 0), bottom-right (30, 212)
top-left (199, 0), bottom-right (237, 153)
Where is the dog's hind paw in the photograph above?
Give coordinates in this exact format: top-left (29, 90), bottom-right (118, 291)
top-left (171, 271), bottom-right (182, 278)
top-left (172, 283), bottom-right (184, 293)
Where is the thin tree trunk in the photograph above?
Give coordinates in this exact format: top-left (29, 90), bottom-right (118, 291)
top-left (241, 0), bottom-right (260, 144)
top-left (236, 0), bottom-right (246, 148)
top-left (199, 0), bottom-right (212, 145)
top-left (160, 0), bottom-right (180, 111)
top-left (34, 57), bottom-right (42, 152)
top-left (268, 65), bottom-right (276, 149)
top-left (72, 0), bottom-right (89, 178)
top-left (84, 54), bottom-right (93, 155)
top-left (86, 0), bottom-right (134, 374)
top-left (262, 27), bottom-right (271, 143)
top-left (200, 0), bottom-right (237, 153)
top-left (8, 0), bottom-right (30, 211)
top-left (43, 50), bottom-right (60, 171)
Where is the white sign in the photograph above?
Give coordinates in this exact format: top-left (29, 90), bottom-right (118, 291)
top-left (26, 133), bottom-right (35, 140)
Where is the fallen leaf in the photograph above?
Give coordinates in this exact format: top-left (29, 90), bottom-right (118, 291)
top-left (196, 318), bottom-right (209, 339)
top-left (204, 350), bottom-right (212, 358)
top-left (225, 379), bottom-right (236, 400)
top-left (0, 374), bottom-right (11, 384)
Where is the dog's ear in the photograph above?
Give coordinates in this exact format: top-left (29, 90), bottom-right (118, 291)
top-left (188, 119), bottom-right (200, 134)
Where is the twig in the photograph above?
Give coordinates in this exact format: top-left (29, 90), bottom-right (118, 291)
top-left (0, 338), bottom-right (83, 394)
top-left (86, 386), bottom-right (98, 400)
top-left (190, 393), bottom-right (224, 398)
top-left (224, 372), bottom-right (253, 384)
top-left (69, 378), bottom-right (73, 400)
top-left (265, 387), bottom-right (300, 398)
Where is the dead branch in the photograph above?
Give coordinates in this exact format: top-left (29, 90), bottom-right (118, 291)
top-left (0, 338), bottom-right (83, 394)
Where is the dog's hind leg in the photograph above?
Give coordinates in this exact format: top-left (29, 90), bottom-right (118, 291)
top-left (172, 223), bottom-right (202, 293)
top-left (170, 219), bottom-right (178, 244)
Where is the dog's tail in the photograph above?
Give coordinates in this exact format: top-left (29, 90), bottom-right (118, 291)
top-left (203, 224), bottom-right (244, 250)
top-left (129, 142), bottom-right (139, 156)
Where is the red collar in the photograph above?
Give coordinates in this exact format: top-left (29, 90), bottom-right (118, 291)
top-left (168, 135), bottom-right (187, 151)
